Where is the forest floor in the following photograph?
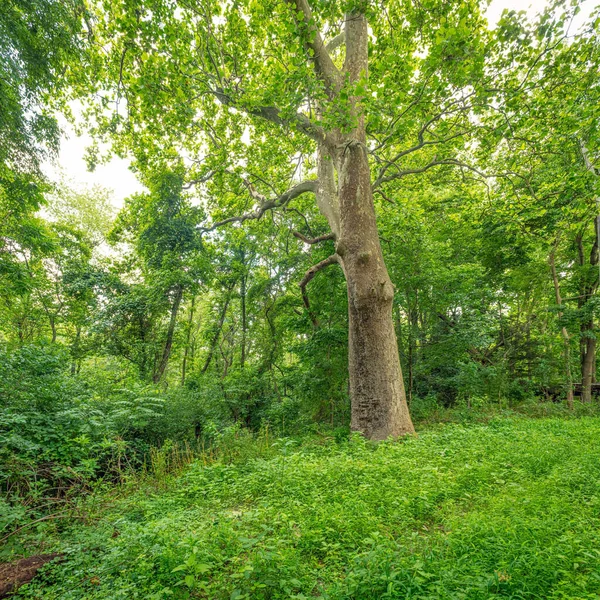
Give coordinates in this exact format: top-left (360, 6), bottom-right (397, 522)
top-left (6, 415), bottom-right (600, 599)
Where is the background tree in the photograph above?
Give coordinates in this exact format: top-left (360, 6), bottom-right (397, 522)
top-left (106, 169), bottom-right (206, 382)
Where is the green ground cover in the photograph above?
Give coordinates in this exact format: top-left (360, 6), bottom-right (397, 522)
top-left (11, 416), bottom-right (600, 599)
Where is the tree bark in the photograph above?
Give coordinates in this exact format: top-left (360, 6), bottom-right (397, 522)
top-left (334, 141), bottom-right (413, 438)
top-left (306, 11), bottom-right (415, 439)
top-left (181, 295), bottom-right (196, 385)
top-left (153, 284), bottom-right (183, 384)
top-left (549, 242), bottom-right (574, 408)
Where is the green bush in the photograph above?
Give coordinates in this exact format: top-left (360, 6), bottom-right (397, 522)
top-left (0, 345), bottom-right (191, 532)
top-left (0, 345), bottom-right (108, 506)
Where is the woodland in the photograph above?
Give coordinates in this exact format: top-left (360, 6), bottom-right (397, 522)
top-left (2, 0), bottom-right (600, 597)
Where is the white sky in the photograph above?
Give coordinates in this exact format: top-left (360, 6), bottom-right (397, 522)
top-left (44, 0), bottom-right (598, 210)
top-left (44, 117), bottom-right (143, 208)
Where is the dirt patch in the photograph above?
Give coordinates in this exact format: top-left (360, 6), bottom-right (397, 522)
top-left (0, 554), bottom-right (63, 598)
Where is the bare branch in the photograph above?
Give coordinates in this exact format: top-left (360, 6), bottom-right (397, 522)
top-left (293, 231), bottom-right (335, 244)
top-left (284, 206), bottom-right (314, 235)
top-left (183, 170), bottom-right (216, 189)
top-left (373, 189), bottom-right (395, 205)
top-left (212, 87), bottom-right (325, 142)
top-left (368, 70), bottom-right (436, 152)
top-left (299, 253), bottom-right (340, 327)
top-left (201, 179), bottom-right (318, 233)
top-left (373, 157), bottom-right (488, 188)
top-left (326, 31), bottom-right (345, 53)
top-left (372, 97), bottom-right (476, 188)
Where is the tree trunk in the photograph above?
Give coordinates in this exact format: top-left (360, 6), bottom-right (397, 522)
top-left (181, 295), bottom-right (196, 385)
top-left (50, 316), bottom-right (57, 343)
top-left (394, 302), bottom-right (413, 405)
top-left (202, 281), bottom-right (235, 374)
top-left (240, 272), bottom-right (247, 369)
top-left (304, 10), bottom-right (414, 439)
top-left (549, 243), bottom-right (574, 408)
top-left (575, 227), bottom-right (599, 403)
top-left (70, 325), bottom-right (82, 376)
top-left (334, 139), bottom-right (409, 438)
top-left (582, 331), bottom-right (596, 403)
top-left (153, 284), bottom-right (183, 384)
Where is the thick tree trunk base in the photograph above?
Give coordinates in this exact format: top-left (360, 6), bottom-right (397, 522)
top-left (348, 295), bottom-right (415, 440)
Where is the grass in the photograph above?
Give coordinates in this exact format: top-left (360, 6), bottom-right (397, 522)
top-left (9, 415), bottom-right (600, 599)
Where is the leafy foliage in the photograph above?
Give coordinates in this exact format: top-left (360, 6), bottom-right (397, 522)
top-left (13, 417), bottom-right (600, 599)
top-left (2, 2), bottom-right (600, 596)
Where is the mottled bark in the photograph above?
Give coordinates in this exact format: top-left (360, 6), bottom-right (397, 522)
top-left (306, 11), bottom-right (415, 438)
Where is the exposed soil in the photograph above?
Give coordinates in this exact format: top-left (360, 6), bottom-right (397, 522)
top-left (0, 554), bottom-right (63, 598)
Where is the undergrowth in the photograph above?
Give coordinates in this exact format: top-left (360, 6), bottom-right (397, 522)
top-left (7, 415), bottom-right (600, 599)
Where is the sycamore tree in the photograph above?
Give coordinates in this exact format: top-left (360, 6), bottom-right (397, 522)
top-left (74, 0), bottom-right (499, 438)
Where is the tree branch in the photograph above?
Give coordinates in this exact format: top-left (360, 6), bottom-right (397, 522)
top-left (211, 87), bottom-right (325, 142)
top-left (373, 157), bottom-right (487, 188)
top-left (293, 231), bottom-right (335, 244)
top-left (183, 170), bottom-right (216, 189)
top-left (283, 0), bottom-right (340, 94)
top-left (299, 253), bottom-right (340, 328)
top-left (326, 31), bottom-right (345, 52)
top-left (201, 179), bottom-right (318, 233)
top-left (372, 100), bottom-right (476, 188)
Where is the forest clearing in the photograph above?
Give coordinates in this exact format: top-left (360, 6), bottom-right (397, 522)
top-left (4, 415), bottom-right (600, 598)
top-left (2, 0), bottom-right (600, 597)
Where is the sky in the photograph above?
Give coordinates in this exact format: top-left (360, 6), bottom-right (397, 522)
top-left (44, 0), bottom-right (598, 210)
top-left (45, 117), bottom-right (143, 209)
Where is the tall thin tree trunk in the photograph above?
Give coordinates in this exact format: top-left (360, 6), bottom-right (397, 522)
top-left (549, 243), bottom-right (574, 408)
top-left (70, 325), bottom-right (82, 376)
top-left (582, 329), bottom-right (596, 403)
top-left (394, 302), bottom-right (412, 404)
top-left (181, 296), bottom-right (196, 385)
top-left (153, 284), bottom-right (184, 384)
top-left (575, 227), bottom-right (599, 403)
top-left (240, 273), bottom-right (247, 369)
top-left (50, 316), bottom-right (57, 343)
top-left (202, 282), bottom-right (235, 374)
